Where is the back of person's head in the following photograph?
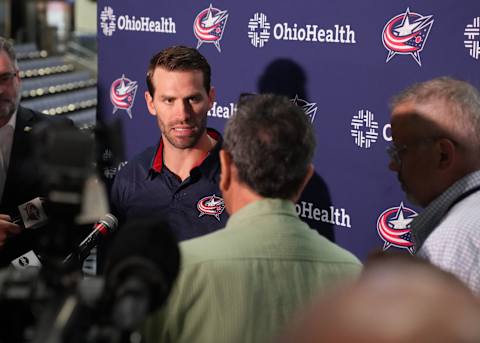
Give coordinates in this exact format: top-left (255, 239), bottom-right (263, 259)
top-left (146, 45), bottom-right (211, 96)
top-left (0, 37), bottom-right (17, 67)
top-left (223, 94), bottom-right (315, 199)
top-left (281, 253), bottom-right (480, 343)
top-left (391, 77), bottom-right (480, 150)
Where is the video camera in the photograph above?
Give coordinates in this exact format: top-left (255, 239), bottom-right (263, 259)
top-left (0, 120), bottom-right (180, 343)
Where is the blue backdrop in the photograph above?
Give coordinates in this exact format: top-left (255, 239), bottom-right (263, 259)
top-left (97, 0), bottom-right (480, 260)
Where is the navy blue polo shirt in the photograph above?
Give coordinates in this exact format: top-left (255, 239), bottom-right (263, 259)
top-left (110, 128), bottom-right (228, 241)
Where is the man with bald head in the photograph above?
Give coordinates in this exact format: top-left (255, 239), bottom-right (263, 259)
top-left (387, 77), bottom-right (480, 293)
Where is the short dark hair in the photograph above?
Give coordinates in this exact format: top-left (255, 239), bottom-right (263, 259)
top-left (223, 94), bottom-right (316, 199)
top-left (146, 45), bottom-right (211, 96)
top-left (0, 37), bottom-right (17, 67)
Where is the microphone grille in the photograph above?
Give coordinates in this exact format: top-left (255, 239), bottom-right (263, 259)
top-left (100, 213), bottom-right (119, 233)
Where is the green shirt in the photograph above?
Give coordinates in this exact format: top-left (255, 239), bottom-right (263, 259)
top-left (145, 198), bottom-right (361, 343)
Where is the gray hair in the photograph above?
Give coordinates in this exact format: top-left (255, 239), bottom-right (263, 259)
top-left (391, 77), bottom-right (480, 147)
top-left (223, 94), bottom-right (316, 199)
top-left (0, 37), bottom-right (17, 68)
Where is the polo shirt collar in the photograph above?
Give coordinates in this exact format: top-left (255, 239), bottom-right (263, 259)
top-left (148, 128), bottom-right (222, 180)
top-left (226, 198), bottom-right (298, 230)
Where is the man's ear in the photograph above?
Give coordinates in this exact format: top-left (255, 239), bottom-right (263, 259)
top-left (208, 87), bottom-right (216, 109)
top-left (145, 91), bottom-right (156, 116)
top-left (292, 164), bottom-right (314, 203)
top-left (437, 138), bottom-right (456, 170)
top-left (14, 68), bottom-right (21, 83)
top-left (219, 149), bottom-right (232, 193)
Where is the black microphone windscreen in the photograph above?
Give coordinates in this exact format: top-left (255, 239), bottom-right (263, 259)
top-left (104, 218), bottom-right (180, 309)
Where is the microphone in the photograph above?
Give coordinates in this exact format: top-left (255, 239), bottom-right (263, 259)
top-left (11, 250), bottom-right (42, 270)
top-left (6, 198), bottom-right (48, 270)
top-left (63, 214), bottom-right (118, 265)
top-left (11, 197), bottom-right (48, 229)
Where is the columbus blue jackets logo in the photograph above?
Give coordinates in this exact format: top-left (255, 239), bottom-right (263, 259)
top-left (197, 194), bottom-right (225, 221)
top-left (382, 8), bottom-right (434, 66)
top-left (377, 202), bottom-right (417, 254)
top-left (290, 95), bottom-right (318, 123)
top-left (193, 4), bottom-right (229, 52)
top-left (110, 74), bottom-right (138, 119)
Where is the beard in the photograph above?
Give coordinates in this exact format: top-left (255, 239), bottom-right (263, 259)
top-left (161, 114), bottom-right (207, 149)
top-left (0, 92), bottom-right (20, 121)
top-left (398, 174), bottom-right (423, 208)
top-left (405, 192), bottom-right (422, 208)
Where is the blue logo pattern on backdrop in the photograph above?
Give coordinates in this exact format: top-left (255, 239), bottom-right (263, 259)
top-left (97, 1), bottom-right (480, 260)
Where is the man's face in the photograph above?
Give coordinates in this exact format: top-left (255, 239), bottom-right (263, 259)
top-left (0, 50), bottom-right (20, 121)
top-left (389, 101), bottom-right (442, 207)
top-left (145, 68), bottom-right (214, 150)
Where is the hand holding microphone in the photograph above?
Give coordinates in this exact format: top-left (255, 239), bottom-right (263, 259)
top-left (0, 214), bottom-right (21, 246)
top-left (0, 197), bottom-right (48, 247)
top-left (10, 213), bottom-right (118, 270)
top-left (15, 197), bottom-right (48, 229)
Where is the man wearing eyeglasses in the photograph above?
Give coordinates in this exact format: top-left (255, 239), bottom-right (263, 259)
top-left (0, 37), bottom-right (71, 264)
top-left (388, 77), bottom-right (480, 294)
top-left (0, 37), bottom-right (25, 249)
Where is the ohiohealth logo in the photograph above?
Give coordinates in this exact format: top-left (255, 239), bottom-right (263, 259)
top-left (377, 202), bottom-right (417, 254)
top-left (100, 6), bottom-right (116, 36)
top-left (351, 109), bottom-right (379, 148)
top-left (291, 95), bottom-right (318, 123)
top-left (99, 6), bottom-right (176, 36)
top-left (247, 12), bottom-right (356, 47)
top-left (382, 8), bottom-right (434, 66)
top-left (110, 75), bottom-right (138, 119)
top-left (194, 4), bottom-right (229, 52)
top-left (248, 12), bottom-right (271, 48)
top-left (208, 101), bottom-right (236, 119)
top-left (464, 17), bottom-right (480, 60)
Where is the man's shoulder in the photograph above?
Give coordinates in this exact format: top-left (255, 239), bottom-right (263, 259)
top-left (434, 188), bottom-right (480, 230)
top-left (18, 106), bottom-right (63, 122)
top-left (281, 217), bottom-right (361, 266)
top-left (17, 106), bottom-right (74, 129)
top-left (177, 228), bottom-right (242, 267)
top-left (177, 220), bottom-right (361, 270)
top-left (17, 106), bottom-right (45, 120)
top-left (312, 234), bottom-right (361, 265)
top-left (179, 228), bottom-right (227, 253)
top-left (425, 191), bottom-right (480, 248)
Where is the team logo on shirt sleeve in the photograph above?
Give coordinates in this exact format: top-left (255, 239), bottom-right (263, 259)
top-left (197, 194), bottom-right (225, 221)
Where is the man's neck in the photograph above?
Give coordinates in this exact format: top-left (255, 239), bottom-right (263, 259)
top-left (163, 132), bottom-right (216, 181)
top-left (227, 189), bottom-right (263, 216)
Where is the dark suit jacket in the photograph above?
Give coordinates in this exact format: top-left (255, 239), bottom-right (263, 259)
top-left (0, 106), bottom-right (73, 266)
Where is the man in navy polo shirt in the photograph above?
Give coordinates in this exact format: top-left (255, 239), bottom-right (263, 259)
top-left (110, 46), bottom-right (228, 241)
